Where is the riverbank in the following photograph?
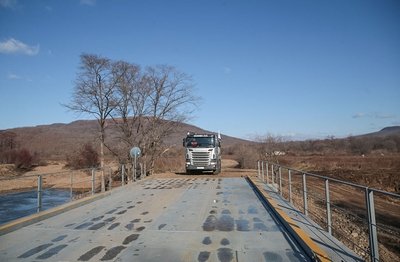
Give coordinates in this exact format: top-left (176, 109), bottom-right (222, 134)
top-left (0, 163), bottom-right (104, 194)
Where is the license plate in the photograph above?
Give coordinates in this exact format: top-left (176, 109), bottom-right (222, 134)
top-left (197, 167), bottom-right (204, 169)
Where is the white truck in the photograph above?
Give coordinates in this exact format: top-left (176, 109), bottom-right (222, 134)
top-left (183, 132), bottom-right (221, 174)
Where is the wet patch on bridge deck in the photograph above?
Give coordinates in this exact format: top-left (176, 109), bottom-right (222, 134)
top-left (0, 177), bottom-right (309, 261)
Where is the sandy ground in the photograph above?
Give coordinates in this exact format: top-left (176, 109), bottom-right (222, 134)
top-left (0, 159), bottom-right (256, 194)
top-left (0, 163), bottom-right (106, 193)
top-left (152, 159), bottom-right (256, 179)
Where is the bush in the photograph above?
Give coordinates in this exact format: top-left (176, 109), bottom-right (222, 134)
top-left (14, 148), bottom-right (33, 170)
top-left (66, 143), bottom-right (100, 169)
top-left (0, 147), bottom-right (40, 170)
top-left (235, 144), bottom-right (258, 169)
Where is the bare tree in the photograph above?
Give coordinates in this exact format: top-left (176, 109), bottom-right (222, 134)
top-left (0, 131), bottom-right (17, 152)
top-left (104, 63), bottom-right (198, 175)
top-left (254, 134), bottom-right (284, 163)
top-left (107, 61), bottom-right (143, 163)
top-left (65, 54), bottom-right (119, 174)
top-left (67, 54), bottom-right (199, 176)
top-left (141, 65), bottom-right (198, 174)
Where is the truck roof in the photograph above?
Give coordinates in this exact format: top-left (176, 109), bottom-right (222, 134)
top-left (187, 134), bottom-right (215, 137)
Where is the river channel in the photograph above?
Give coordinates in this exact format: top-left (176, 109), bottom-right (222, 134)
top-left (0, 189), bottom-right (71, 225)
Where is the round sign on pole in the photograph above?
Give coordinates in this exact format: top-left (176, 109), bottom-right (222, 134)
top-left (130, 147), bottom-right (141, 158)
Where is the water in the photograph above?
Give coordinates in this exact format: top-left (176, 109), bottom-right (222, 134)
top-left (0, 189), bottom-right (71, 225)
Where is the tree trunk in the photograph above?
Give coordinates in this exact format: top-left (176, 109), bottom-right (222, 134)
top-left (100, 129), bottom-right (105, 192)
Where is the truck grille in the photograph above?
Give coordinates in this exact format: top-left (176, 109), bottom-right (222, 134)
top-left (192, 151), bottom-right (210, 166)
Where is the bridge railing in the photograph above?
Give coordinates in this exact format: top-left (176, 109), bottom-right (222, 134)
top-left (0, 164), bottom-right (147, 224)
top-left (257, 161), bottom-right (400, 262)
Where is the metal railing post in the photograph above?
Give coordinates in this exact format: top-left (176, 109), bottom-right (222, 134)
top-left (271, 164), bottom-right (274, 184)
top-left (288, 169), bottom-right (293, 205)
top-left (70, 172), bottom-right (73, 200)
top-left (261, 161), bottom-right (264, 182)
top-left (133, 156), bottom-right (137, 182)
top-left (121, 164), bottom-right (125, 186)
top-left (108, 168), bottom-right (112, 190)
top-left (366, 188), bottom-right (379, 262)
top-left (37, 175), bottom-right (42, 213)
top-left (257, 161), bottom-right (260, 178)
top-left (91, 169), bottom-right (95, 195)
top-left (325, 179), bottom-right (332, 235)
top-left (302, 173), bottom-right (308, 216)
top-left (132, 164), bottom-right (135, 182)
top-left (266, 162), bottom-right (269, 184)
top-left (101, 169), bottom-right (105, 192)
top-left (279, 167), bottom-right (282, 196)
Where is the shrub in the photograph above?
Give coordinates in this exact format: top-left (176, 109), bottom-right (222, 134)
top-left (66, 143), bottom-right (100, 169)
top-left (14, 148), bottom-right (33, 170)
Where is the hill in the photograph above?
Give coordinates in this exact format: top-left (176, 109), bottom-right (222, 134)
top-left (357, 126), bottom-right (400, 138)
top-left (1, 119), bottom-right (251, 160)
top-left (2, 122), bottom-right (399, 162)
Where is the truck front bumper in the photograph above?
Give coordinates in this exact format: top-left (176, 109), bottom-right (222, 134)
top-left (185, 164), bottom-right (217, 171)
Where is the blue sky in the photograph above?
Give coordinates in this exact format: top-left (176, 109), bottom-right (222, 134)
top-left (0, 0), bottom-right (399, 140)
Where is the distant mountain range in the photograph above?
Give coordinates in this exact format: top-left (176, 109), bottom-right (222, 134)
top-left (1, 120), bottom-right (399, 160)
top-left (2, 119), bottom-right (250, 160)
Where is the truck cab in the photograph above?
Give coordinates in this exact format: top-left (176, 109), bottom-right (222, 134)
top-left (183, 132), bottom-right (221, 174)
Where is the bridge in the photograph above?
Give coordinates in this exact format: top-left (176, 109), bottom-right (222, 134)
top-left (0, 166), bottom-right (364, 262)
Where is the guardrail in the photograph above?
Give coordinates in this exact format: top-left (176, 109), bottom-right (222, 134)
top-left (0, 164), bottom-right (146, 224)
top-left (257, 161), bottom-right (400, 262)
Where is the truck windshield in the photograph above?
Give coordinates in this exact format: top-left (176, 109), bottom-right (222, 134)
top-left (186, 137), bottom-right (214, 148)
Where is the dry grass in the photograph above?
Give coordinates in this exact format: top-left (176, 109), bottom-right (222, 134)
top-left (277, 154), bottom-right (400, 193)
top-left (274, 154), bottom-right (400, 261)
top-left (0, 158), bottom-right (249, 193)
top-left (0, 163), bottom-right (107, 194)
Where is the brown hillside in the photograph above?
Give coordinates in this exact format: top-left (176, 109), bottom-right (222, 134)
top-left (4, 120), bottom-right (251, 160)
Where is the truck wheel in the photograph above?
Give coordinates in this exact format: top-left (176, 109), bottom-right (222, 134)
top-left (217, 161), bottom-right (222, 175)
top-left (213, 162), bottom-right (221, 175)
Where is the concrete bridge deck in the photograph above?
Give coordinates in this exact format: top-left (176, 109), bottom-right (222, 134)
top-left (0, 176), bottom-right (359, 261)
